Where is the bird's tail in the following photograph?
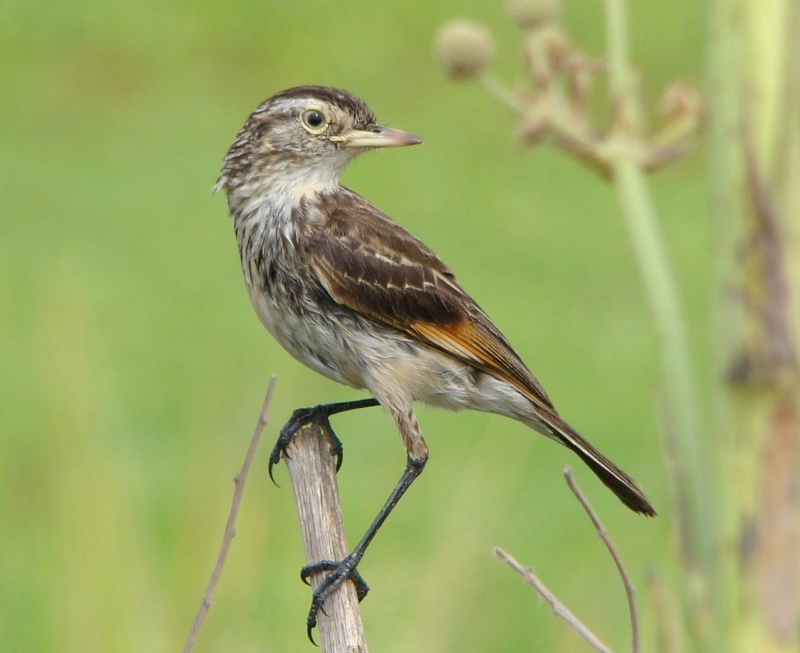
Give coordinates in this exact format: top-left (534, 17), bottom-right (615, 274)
top-left (532, 414), bottom-right (657, 516)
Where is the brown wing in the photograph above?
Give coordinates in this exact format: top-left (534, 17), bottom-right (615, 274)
top-left (307, 190), bottom-right (554, 410)
top-left (306, 190), bottom-right (657, 517)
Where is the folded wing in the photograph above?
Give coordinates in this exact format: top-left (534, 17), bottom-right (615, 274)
top-left (306, 190), bottom-right (656, 516)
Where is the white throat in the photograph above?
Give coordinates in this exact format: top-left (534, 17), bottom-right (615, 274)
top-left (228, 150), bottom-right (353, 219)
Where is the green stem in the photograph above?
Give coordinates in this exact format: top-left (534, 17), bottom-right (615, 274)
top-left (479, 74), bottom-right (525, 114)
top-left (614, 159), bottom-right (709, 541)
top-left (604, 0), bottom-right (713, 575)
top-left (604, 0), bottom-right (629, 103)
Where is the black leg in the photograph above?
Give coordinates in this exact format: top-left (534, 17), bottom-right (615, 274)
top-left (300, 562), bottom-right (370, 602)
top-left (268, 398), bottom-right (380, 484)
top-left (304, 456), bottom-right (427, 642)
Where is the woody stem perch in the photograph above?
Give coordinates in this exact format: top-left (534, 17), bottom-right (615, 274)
top-left (284, 423), bottom-right (369, 653)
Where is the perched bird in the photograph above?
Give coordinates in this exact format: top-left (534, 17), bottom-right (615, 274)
top-left (217, 85), bottom-right (655, 635)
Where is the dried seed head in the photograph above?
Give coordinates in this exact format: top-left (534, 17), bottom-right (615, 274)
top-left (566, 55), bottom-right (596, 108)
top-left (506, 0), bottom-right (559, 29)
top-left (658, 81), bottom-right (704, 124)
top-left (539, 25), bottom-right (571, 69)
top-left (436, 20), bottom-right (495, 80)
top-left (522, 25), bottom-right (570, 85)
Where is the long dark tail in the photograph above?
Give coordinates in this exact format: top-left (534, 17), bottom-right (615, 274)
top-left (534, 414), bottom-right (657, 516)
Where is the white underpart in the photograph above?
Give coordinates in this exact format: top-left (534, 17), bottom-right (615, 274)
top-left (236, 151), bottom-right (353, 219)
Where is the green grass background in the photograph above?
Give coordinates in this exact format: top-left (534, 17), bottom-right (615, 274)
top-left (0, 0), bottom-right (708, 650)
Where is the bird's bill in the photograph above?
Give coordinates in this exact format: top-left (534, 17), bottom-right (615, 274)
top-left (332, 125), bottom-right (422, 148)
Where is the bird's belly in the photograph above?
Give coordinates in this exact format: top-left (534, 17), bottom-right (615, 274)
top-left (248, 284), bottom-right (536, 422)
top-left (359, 338), bottom-right (540, 422)
top-left (247, 283), bottom-right (472, 401)
top-left (248, 288), bottom-right (368, 388)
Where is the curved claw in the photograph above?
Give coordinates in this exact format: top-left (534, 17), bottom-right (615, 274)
top-left (329, 440), bottom-right (344, 473)
top-left (268, 460), bottom-right (281, 488)
top-left (272, 399), bottom-right (378, 493)
top-left (268, 409), bottom-right (313, 487)
top-left (306, 598), bottom-right (328, 644)
top-left (267, 447), bottom-right (292, 487)
top-left (300, 557), bottom-right (371, 641)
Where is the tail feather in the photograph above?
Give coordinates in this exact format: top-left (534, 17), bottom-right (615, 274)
top-left (546, 416), bottom-right (657, 516)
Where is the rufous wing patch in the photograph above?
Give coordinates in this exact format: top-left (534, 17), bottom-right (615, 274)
top-left (410, 318), bottom-right (554, 410)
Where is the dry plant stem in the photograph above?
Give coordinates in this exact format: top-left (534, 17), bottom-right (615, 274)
top-left (479, 74), bottom-right (525, 113)
top-left (182, 374), bottom-right (278, 653)
top-left (284, 423), bottom-right (368, 653)
top-left (603, 0), bottom-right (712, 570)
top-left (709, 1), bottom-right (800, 649)
top-left (495, 470), bottom-right (640, 653)
top-left (564, 467), bottom-right (639, 653)
top-left (494, 547), bottom-right (616, 653)
top-left (613, 160), bottom-right (705, 524)
top-left (479, 75), bottom-right (610, 172)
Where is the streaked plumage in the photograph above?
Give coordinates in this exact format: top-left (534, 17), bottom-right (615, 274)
top-left (218, 85), bottom-right (656, 634)
top-left (220, 85), bottom-right (655, 513)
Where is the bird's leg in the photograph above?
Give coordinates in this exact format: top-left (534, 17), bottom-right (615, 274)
top-left (268, 397), bottom-right (380, 483)
top-left (303, 454), bottom-right (427, 642)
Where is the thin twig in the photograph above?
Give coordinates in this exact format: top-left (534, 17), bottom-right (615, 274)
top-left (494, 470), bottom-right (641, 653)
top-left (479, 74), bottom-right (526, 113)
top-left (494, 547), bottom-right (615, 653)
top-left (182, 374), bottom-right (278, 653)
top-left (564, 466), bottom-right (639, 653)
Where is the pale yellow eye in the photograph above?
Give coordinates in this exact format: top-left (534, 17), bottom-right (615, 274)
top-left (301, 109), bottom-right (327, 132)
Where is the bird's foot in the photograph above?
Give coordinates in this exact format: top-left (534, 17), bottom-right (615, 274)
top-left (268, 405), bottom-right (344, 485)
top-left (301, 557), bottom-right (369, 643)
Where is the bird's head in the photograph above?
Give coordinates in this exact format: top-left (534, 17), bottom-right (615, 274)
top-left (216, 86), bottom-right (422, 199)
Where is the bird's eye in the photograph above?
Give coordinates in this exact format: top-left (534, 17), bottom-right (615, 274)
top-left (301, 110), bottom-right (327, 132)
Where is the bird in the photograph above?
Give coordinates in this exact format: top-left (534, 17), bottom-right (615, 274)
top-left (216, 85), bottom-right (656, 637)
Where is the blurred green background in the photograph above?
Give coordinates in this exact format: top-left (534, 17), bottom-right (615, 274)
top-left (0, 0), bottom-right (708, 650)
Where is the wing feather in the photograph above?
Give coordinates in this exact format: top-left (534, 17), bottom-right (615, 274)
top-left (307, 190), bottom-right (553, 410)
